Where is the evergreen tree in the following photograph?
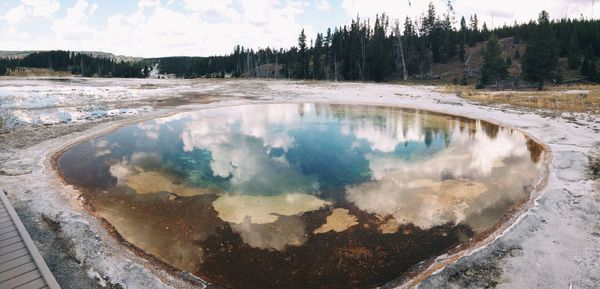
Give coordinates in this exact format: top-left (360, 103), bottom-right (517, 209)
top-left (470, 14), bottom-right (479, 31)
top-left (522, 11), bottom-right (559, 90)
top-left (313, 33), bottom-right (324, 79)
top-left (324, 28), bottom-right (332, 80)
top-left (298, 29), bottom-right (308, 78)
top-left (480, 34), bottom-right (508, 88)
top-left (403, 17), bottom-right (429, 75)
top-left (481, 22), bottom-right (490, 40)
top-left (440, 6), bottom-right (457, 63)
top-left (468, 14), bottom-right (479, 46)
top-left (422, 2), bottom-right (437, 39)
top-left (459, 16), bottom-right (467, 63)
top-left (369, 14), bottom-right (393, 81)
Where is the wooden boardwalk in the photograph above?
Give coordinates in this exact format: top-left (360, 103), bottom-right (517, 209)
top-left (0, 192), bottom-right (60, 289)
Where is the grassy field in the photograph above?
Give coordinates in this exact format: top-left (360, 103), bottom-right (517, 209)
top-left (440, 85), bottom-right (600, 114)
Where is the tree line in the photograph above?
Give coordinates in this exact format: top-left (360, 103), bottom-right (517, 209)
top-left (0, 51), bottom-right (148, 78)
top-left (157, 2), bottom-right (600, 87)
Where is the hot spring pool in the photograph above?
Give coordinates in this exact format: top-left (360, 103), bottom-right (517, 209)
top-left (56, 103), bottom-right (545, 289)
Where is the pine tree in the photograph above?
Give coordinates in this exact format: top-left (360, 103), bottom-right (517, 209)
top-left (440, 5), bottom-right (457, 63)
top-left (297, 29), bottom-right (308, 79)
top-left (470, 14), bottom-right (478, 30)
top-left (324, 28), bottom-right (332, 80)
top-left (481, 22), bottom-right (490, 40)
top-left (313, 33), bottom-right (324, 79)
top-left (422, 2), bottom-right (437, 39)
top-left (522, 11), bottom-right (559, 90)
top-left (480, 34), bottom-right (508, 88)
top-left (459, 16), bottom-right (467, 64)
top-left (369, 14), bottom-right (393, 81)
top-left (468, 14), bottom-right (479, 46)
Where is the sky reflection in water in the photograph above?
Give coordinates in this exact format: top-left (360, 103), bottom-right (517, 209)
top-left (57, 103), bottom-right (543, 289)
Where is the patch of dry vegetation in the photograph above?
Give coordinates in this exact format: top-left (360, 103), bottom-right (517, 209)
top-left (441, 85), bottom-right (600, 114)
top-left (8, 68), bottom-right (72, 77)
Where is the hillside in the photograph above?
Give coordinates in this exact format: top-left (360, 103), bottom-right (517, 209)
top-left (0, 50), bottom-right (141, 63)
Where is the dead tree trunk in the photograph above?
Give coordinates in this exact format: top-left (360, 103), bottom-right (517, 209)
top-left (394, 23), bottom-right (408, 80)
top-left (397, 33), bottom-right (408, 80)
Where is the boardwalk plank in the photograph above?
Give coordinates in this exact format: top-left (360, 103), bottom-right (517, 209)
top-left (0, 261), bottom-right (38, 282)
top-left (0, 269), bottom-right (41, 288)
top-left (0, 242), bottom-right (26, 257)
top-left (0, 224), bottom-right (19, 235)
top-left (0, 255), bottom-right (33, 273)
top-left (0, 220), bottom-right (16, 230)
top-left (0, 218), bottom-right (12, 227)
top-left (0, 230), bottom-right (20, 242)
top-left (0, 236), bottom-right (22, 248)
top-left (0, 248), bottom-right (29, 264)
top-left (0, 191), bottom-right (59, 289)
top-left (15, 277), bottom-right (46, 289)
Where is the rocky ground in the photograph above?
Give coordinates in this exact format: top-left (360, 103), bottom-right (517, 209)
top-left (0, 77), bottom-right (598, 289)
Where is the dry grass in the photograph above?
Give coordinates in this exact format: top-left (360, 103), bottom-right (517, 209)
top-left (8, 68), bottom-right (72, 77)
top-left (440, 85), bottom-right (600, 114)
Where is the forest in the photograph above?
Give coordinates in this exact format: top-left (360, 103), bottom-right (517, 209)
top-left (1, 2), bottom-right (599, 87)
top-left (0, 51), bottom-right (148, 78)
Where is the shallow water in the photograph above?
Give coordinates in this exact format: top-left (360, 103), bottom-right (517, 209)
top-left (57, 103), bottom-right (544, 289)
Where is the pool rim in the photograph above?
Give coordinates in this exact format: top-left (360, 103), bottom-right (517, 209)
top-left (49, 100), bottom-right (552, 289)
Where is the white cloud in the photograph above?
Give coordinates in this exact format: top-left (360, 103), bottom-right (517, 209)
top-left (182, 0), bottom-right (241, 20)
top-left (51, 0), bottom-right (97, 41)
top-left (342, 0), bottom-right (405, 18)
top-left (4, 5), bottom-right (28, 25)
top-left (51, 0), bottom-right (307, 57)
top-left (315, 0), bottom-right (331, 11)
top-left (138, 0), bottom-right (160, 9)
top-left (3, 0), bottom-right (60, 26)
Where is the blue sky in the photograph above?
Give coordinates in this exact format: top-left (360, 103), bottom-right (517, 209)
top-left (0, 0), bottom-right (597, 57)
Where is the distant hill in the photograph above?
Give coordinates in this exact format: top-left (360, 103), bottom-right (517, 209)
top-left (0, 50), bottom-right (141, 63)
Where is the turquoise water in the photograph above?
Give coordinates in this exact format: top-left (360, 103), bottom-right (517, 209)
top-left (57, 103), bottom-right (544, 289)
